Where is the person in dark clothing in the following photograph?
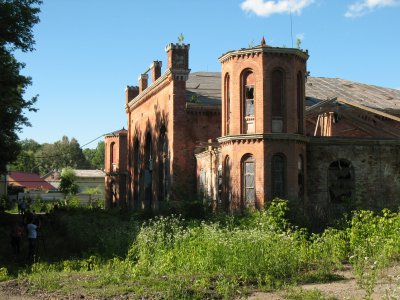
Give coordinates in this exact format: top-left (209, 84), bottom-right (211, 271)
top-left (10, 222), bottom-right (24, 255)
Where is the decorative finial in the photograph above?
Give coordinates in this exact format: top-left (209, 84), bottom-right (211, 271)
top-left (261, 36), bottom-right (266, 46)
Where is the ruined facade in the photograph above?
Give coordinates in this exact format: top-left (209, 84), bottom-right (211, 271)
top-left (105, 40), bottom-right (400, 219)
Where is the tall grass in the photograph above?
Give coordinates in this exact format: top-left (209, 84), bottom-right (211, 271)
top-left (9, 200), bottom-right (400, 299)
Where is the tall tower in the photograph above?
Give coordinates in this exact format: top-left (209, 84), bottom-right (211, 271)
top-left (218, 40), bottom-right (309, 210)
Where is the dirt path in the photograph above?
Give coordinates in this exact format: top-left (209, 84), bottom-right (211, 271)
top-left (248, 265), bottom-right (400, 300)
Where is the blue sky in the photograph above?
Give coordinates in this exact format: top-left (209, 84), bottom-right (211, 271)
top-left (17, 0), bottom-right (400, 148)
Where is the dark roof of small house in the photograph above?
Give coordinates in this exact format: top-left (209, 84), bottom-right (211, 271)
top-left (186, 72), bottom-right (400, 113)
top-left (8, 171), bottom-right (56, 190)
top-left (186, 72), bottom-right (221, 106)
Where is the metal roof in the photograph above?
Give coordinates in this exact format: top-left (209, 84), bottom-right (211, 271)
top-left (186, 72), bottom-right (400, 113)
top-left (186, 72), bottom-right (221, 106)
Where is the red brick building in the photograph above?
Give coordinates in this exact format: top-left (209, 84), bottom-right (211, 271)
top-left (106, 39), bottom-right (400, 220)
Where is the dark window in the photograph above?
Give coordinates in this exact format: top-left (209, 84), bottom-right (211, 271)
top-left (272, 154), bottom-right (286, 198)
top-left (158, 127), bottom-right (167, 202)
top-left (224, 156), bottom-right (231, 210)
top-left (297, 72), bottom-right (304, 134)
top-left (298, 155), bottom-right (304, 201)
top-left (144, 132), bottom-right (153, 208)
top-left (271, 69), bottom-right (285, 133)
top-left (242, 155), bottom-right (255, 206)
top-left (133, 139), bottom-right (140, 207)
top-left (110, 142), bottom-right (115, 171)
top-left (328, 159), bottom-right (355, 203)
top-left (225, 74), bottom-right (231, 135)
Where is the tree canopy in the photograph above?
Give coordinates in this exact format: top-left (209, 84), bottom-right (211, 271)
top-left (0, 0), bottom-right (42, 174)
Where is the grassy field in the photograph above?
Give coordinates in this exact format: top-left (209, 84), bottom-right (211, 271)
top-left (1, 199), bottom-right (400, 299)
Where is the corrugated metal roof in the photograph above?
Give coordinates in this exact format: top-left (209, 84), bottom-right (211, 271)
top-left (306, 77), bottom-right (400, 112)
top-left (74, 170), bottom-right (105, 178)
top-left (186, 72), bottom-right (400, 113)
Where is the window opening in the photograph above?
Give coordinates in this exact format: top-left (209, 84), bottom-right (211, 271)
top-left (272, 154), bottom-right (286, 198)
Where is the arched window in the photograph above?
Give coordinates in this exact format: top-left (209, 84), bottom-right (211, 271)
top-left (224, 156), bottom-right (231, 210)
top-left (297, 71), bottom-right (304, 134)
top-left (298, 155), bottom-right (304, 201)
top-left (271, 69), bottom-right (285, 133)
top-left (144, 132), bottom-right (153, 207)
top-left (224, 73), bottom-right (231, 135)
top-left (133, 138), bottom-right (140, 207)
top-left (242, 154), bottom-right (255, 206)
top-left (158, 126), bottom-right (167, 202)
top-left (328, 159), bottom-right (355, 203)
top-left (272, 153), bottom-right (286, 198)
top-left (242, 70), bottom-right (255, 133)
top-left (110, 142), bottom-right (116, 171)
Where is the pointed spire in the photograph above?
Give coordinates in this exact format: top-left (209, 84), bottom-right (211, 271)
top-left (261, 36), bottom-right (266, 46)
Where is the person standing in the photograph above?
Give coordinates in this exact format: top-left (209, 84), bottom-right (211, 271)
top-left (10, 222), bottom-right (24, 255)
top-left (26, 216), bottom-right (38, 261)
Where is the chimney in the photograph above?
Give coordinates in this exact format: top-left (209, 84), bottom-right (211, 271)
top-left (138, 74), bottom-right (148, 93)
top-left (150, 61), bottom-right (162, 82)
top-left (125, 86), bottom-right (139, 106)
top-left (165, 43), bottom-right (190, 69)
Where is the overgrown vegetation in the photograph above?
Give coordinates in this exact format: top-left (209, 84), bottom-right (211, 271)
top-left (1, 199), bottom-right (399, 299)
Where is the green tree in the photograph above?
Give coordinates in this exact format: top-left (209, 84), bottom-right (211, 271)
top-left (0, 0), bottom-right (42, 174)
top-left (83, 141), bottom-right (105, 170)
top-left (9, 138), bottom-right (41, 172)
top-left (59, 167), bottom-right (78, 195)
top-left (35, 136), bottom-right (89, 175)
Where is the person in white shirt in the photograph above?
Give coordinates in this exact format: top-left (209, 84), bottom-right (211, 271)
top-left (26, 216), bottom-right (38, 260)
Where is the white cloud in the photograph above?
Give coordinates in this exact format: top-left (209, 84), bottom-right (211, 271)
top-left (241, 0), bottom-right (314, 17)
top-left (345, 0), bottom-right (399, 18)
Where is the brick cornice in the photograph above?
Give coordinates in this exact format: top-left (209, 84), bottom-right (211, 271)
top-left (218, 133), bottom-right (309, 145)
top-left (219, 46), bottom-right (309, 64)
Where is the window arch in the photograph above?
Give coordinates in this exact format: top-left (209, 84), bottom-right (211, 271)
top-left (242, 154), bottom-right (255, 206)
top-left (271, 69), bottom-right (285, 133)
top-left (110, 142), bottom-right (116, 171)
top-left (271, 153), bottom-right (286, 198)
top-left (297, 71), bottom-right (304, 134)
top-left (328, 159), bottom-right (355, 203)
top-left (224, 73), bottom-right (231, 135)
top-left (242, 70), bottom-right (255, 134)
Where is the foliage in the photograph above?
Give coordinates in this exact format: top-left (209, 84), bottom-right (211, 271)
top-left (0, 0), bottom-right (42, 174)
top-left (9, 138), bottom-right (41, 172)
top-left (2, 200), bottom-right (400, 299)
top-left (83, 141), bottom-right (105, 170)
top-left (35, 136), bottom-right (89, 175)
top-left (59, 167), bottom-right (78, 196)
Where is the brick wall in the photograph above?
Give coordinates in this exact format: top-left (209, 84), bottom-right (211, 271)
top-left (307, 137), bottom-right (400, 221)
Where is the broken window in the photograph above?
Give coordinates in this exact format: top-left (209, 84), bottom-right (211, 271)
top-left (328, 159), bottom-right (355, 203)
top-left (243, 70), bottom-right (255, 133)
top-left (272, 154), bottom-right (286, 199)
top-left (110, 142), bottom-right (116, 172)
top-left (242, 155), bottom-right (255, 206)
